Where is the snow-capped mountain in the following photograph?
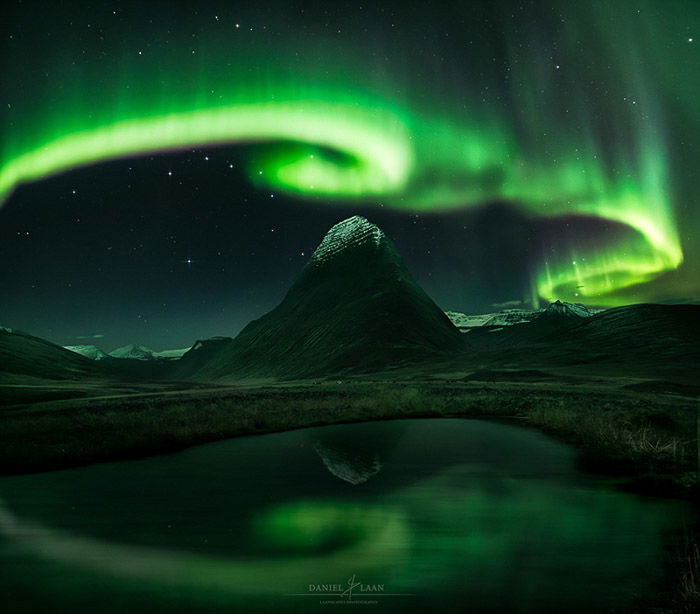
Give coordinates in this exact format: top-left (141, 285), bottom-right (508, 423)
top-left (108, 344), bottom-right (155, 360)
top-left (152, 347), bottom-right (191, 359)
top-left (446, 309), bottom-right (540, 330)
top-left (447, 301), bottom-right (602, 332)
top-left (107, 344), bottom-right (191, 361)
top-left (176, 215), bottom-right (462, 381)
top-left (64, 345), bottom-right (109, 360)
top-left (64, 343), bottom-right (190, 361)
top-left (310, 215), bottom-right (384, 266)
top-left (539, 299), bottom-right (598, 319)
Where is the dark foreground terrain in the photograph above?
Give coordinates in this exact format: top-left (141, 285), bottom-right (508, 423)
top-left (2, 371), bottom-right (697, 490)
top-left (1, 373), bottom-right (698, 613)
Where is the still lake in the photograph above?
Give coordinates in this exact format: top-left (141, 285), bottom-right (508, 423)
top-left (0, 418), bottom-right (690, 612)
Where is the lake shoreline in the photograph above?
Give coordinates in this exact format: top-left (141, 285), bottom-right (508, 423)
top-left (1, 381), bottom-right (698, 613)
top-left (1, 381), bottom-right (696, 499)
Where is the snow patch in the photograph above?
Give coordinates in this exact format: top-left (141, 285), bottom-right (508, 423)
top-left (446, 309), bottom-right (540, 331)
top-left (152, 347), bottom-right (191, 359)
top-left (447, 300), bottom-right (603, 332)
top-left (108, 344), bottom-right (155, 361)
top-left (541, 299), bottom-right (597, 319)
top-left (310, 216), bottom-right (384, 265)
top-left (64, 345), bottom-right (108, 360)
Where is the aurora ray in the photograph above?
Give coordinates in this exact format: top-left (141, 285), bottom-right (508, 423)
top-left (0, 95), bottom-right (682, 306)
top-left (0, 0), bottom-right (693, 308)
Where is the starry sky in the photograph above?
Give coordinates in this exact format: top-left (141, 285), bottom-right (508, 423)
top-left (1, 0), bottom-right (698, 352)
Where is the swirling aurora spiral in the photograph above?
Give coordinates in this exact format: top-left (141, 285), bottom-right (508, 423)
top-left (0, 97), bottom-right (682, 307)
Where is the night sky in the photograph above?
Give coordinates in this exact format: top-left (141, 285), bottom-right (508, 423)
top-left (1, 1), bottom-right (698, 352)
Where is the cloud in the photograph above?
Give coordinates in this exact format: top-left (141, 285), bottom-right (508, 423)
top-left (491, 299), bottom-right (525, 310)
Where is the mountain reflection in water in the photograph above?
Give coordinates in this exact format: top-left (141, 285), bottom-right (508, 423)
top-left (0, 418), bottom-right (690, 613)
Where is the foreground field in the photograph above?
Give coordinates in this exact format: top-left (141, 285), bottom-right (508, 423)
top-left (2, 378), bottom-right (697, 493)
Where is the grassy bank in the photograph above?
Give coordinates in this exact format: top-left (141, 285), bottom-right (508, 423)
top-left (1, 382), bottom-right (696, 493)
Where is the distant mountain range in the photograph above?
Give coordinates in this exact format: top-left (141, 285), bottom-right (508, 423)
top-left (63, 343), bottom-right (190, 361)
top-left (446, 300), bottom-right (602, 332)
top-left (63, 345), bottom-right (110, 360)
top-left (2, 216), bottom-right (698, 386)
top-left (64, 300), bottom-right (598, 365)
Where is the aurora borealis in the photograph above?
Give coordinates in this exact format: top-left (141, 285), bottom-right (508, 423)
top-left (1, 0), bottom-right (698, 348)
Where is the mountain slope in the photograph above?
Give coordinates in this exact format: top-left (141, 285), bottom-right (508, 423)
top-left (0, 328), bottom-right (110, 382)
top-left (64, 345), bottom-right (109, 360)
top-left (109, 344), bottom-right (155, 361)
top-left (540, 299), bottom-right (597, 319)
top-left (558, 303), bottom-right (700, 358)
top-left (447, 300), bottom-right (600, 332)
top-left (462, 303), bottom-right (700, 379)
top-left (177, 216), bottom-right (463, 381)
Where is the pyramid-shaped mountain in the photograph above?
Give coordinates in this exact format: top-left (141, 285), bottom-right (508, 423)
top-left (177, 216), bottom-right (463, 381)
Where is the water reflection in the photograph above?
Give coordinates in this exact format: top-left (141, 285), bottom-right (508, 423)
top-left (0, 419), bottom-right (690, 613)
top-left (310, 420), bottom-right (406, 484)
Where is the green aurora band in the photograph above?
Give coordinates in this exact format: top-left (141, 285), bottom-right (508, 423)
top-left (1, 0), bottom-right (693, 306)
top-left (0, 93), bottom-right (682, 306)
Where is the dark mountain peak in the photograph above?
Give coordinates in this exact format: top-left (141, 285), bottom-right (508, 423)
top-left (541, 300), bottom-right (595, 319)
top-left (292, 215), bottom-right (406, 293)
top-left (177, 216), bottom-right (463, 381)
top-left (190, 336), bottom-right (232, 352)
top-left (300, 216), bottom-right (406, 283)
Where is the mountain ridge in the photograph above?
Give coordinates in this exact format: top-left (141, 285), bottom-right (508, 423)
top-left (176, 216), bottom-right (463, 381)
